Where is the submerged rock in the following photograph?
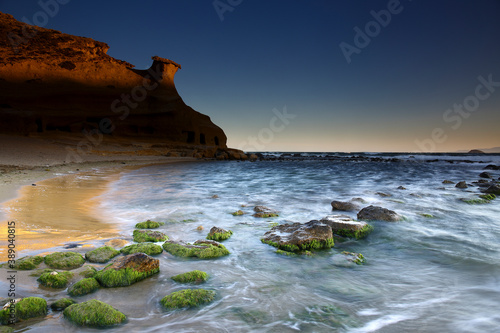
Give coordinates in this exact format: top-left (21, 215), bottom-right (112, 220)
top-left (79, 265), bottom-right (97, 278)
top-left (104, 239), bottom-right (129, 249)
top-left (162, 240), bottom-right (230, 259)
top-left (206, 226), bottom-right (233, 241)
top-left (94, 253), bottom-right (160, 287)
top-left (455, 181), bottom-right (468, 189)
top-left (120, 243), bottom-right (163, 256)
top-left (261, 221), bottom-right (334, 252)
top-left (231, 210), bottom-right (245, 216)
top-left (330, 201), bottom-right (359, 212)
top-left (357, 205), bottom-right (402, 222)
top-left (50, 298), bottom-right (76, 311)
top-left (479, 172), bottom-right (492, 179)
top-left (484, 164), bottom-right (500, 170)
top-left (0, 297), bottom-right (47, 324)
top-left (133, 230), bottom-right (168, 243)
top-left (320, 215), bottom-right (373, 239)
top-left (341, 251), bottom-right (366, 265)
top-left (442, 180), bottom-right (454, 184)
top-left (135, 220), bottom-right (165, 229)
top-left (482, 184), bottom-right (500, 195)
top-left (85, 246), bottom-right (120, 263)
top-left (68, 278), bottom-right (100, 296)
top-left (44, 252), bottom-right (85, 269)
top-left (171, 270), bottom-right (209, 284)
top-left (37, 271), bottom-right (73, 288)
top-left (160, 289), bottom-right (215, 310)
top-left (63, 300), bottom-right (126, 327)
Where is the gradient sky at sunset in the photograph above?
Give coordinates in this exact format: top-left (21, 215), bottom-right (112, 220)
top-left (1, 0), bottom-right (499, 152)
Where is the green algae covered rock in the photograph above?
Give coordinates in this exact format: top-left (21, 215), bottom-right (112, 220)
top-left (231, 210), bottom-right (244, 216)
top-left (79, 265), bottom-right (97, 278)
top-left (261, 221), bottom-right (334, 252)
top-left (133, 229), bottom-right (168, 243)
top-left (94, 253), bottom-right (159, 287)
top-left (37, 271), bottom-right (73, 288)
top-left (162, 240), bottom-right (230, 259)
top-left (63, 300), bottom-right (126, 327)
top-left (120, 243), bottom-right (163, 256)
top-left (44, 252), bottom-right (85, 269)
top-left (341, 251), bottom-right (366, 265)
top-left (50, 298), bottom-right (76, 311)
top-left (9, 256), bottom-right (44, 270)
top-left (85, 246), bottom-right (120, 263)
top-left (206, 226), bottom-right (233, 241)
top-left (160, 289), bottom-right (215, 310)
top-left (135, 220), bottom-right (165, 229)
top-left (171, 270), bottom-right (208, 284)
top-left (252, 206), bottom-right (279, 218)
top-left (0, 297), bottom-right (47, 324)
top-left (320, 215), bottom-right (374, 240)
top-left (68, 278), bottom-right (100, 296)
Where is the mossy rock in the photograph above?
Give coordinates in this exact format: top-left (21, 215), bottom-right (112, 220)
top-left (50, 298), bottom-right (76, 311)
top-left (135, 220), bottom-right (165, 229)
top-left (63, 299), bottom-right (126, 327)
top-left (341, 251), bottom-right (366, 265)
top-left (253, 212), bottom-right (279, 218)
top-left (231, 210), bottom-right (244, 216)
top-left (120, 243), bottom-right (163, 256)
top-left (206, 226), bottom-right (233, 241)
top-left (79, 266), bottom-right (97, 278)
top-left (261, 238), bottom-right (334, 252)
top-left (68, 278), bottom-right (100, 296)
top-left (479, 194), bottom-right (496, 201)
top-left (94, 253), bottom-right (160, 287)
top-left (0, 326), bottom-right (13, 333)
top-left (460, 198), bottom-right (491, 205)
top-left (30, 268), bottom-right (56, 277)
top-left (332, 224), bottom-right (374, 240)
top-left (160, 289), bottom-right (215, 310)
top-left (44, 252), bottom-right (85, 269)
top-left (162, 240), bottom-right (230, 259)
top-left (133, 229), bottom-right (168, 242)
top-left (10, 256), bottom-right (44, 270)
top-left (37, 271), bottom-right (74, 288)
top-left (171, 270), bottom-right (208, 284)
top-left (85, 246), bottom-right (120, 263)
top-left (420, 213), bottom-right (434, 218)
top-left (0, 297), bottom-right (47, 324)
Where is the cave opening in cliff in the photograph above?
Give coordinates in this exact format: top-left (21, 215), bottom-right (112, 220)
top-left (200, 133), bottom-right (206, 144)
top-left (183, 131), bottom-right (195, 143)
top-left (35, 118), bottom-right (43, 132)
top-left (214, 136), bottom-right (219, 146)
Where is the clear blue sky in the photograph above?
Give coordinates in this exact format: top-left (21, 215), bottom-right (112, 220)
top-left (2, 0), bottom-right (500, 152)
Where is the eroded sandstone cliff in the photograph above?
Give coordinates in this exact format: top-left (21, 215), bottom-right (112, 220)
top-left (0, 12), bottom-right (227, 149)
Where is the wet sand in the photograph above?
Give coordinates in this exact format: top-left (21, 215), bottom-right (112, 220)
top-left (0, 159), bottom-right (195, 262)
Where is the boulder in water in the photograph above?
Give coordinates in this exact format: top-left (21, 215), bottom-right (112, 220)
top-left (162, 240), bottom-right (230, 259)
top-left (455, 181), bottom-right (468, 189)
top-left (357, 205), bottom-right (402, 222)
top-left (320, 215), bottom-right (373, 239)
top-left (94, 253), bottom-right (159, 287)
top-left (261, 220), bottom-right (334, 252)
top-left (63, 300), bottom-right (126, 327)
top-left (206, 226), bottom-right (232, 241)
top-left (330, 201), bottom-right (359, 212)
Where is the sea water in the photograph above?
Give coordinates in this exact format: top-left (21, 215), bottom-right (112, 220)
top-left (10, 154), bottom-right (500, 332)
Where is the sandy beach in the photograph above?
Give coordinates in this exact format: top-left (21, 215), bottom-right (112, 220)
top-left (0, 134), bottom-right (197, 262)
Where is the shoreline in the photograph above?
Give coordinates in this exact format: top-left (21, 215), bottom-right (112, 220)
top-left (0, 157), bottom-right (197, 262)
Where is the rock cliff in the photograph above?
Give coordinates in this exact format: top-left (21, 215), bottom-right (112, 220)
top-left (0, 12), bottom-right (227, 149)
